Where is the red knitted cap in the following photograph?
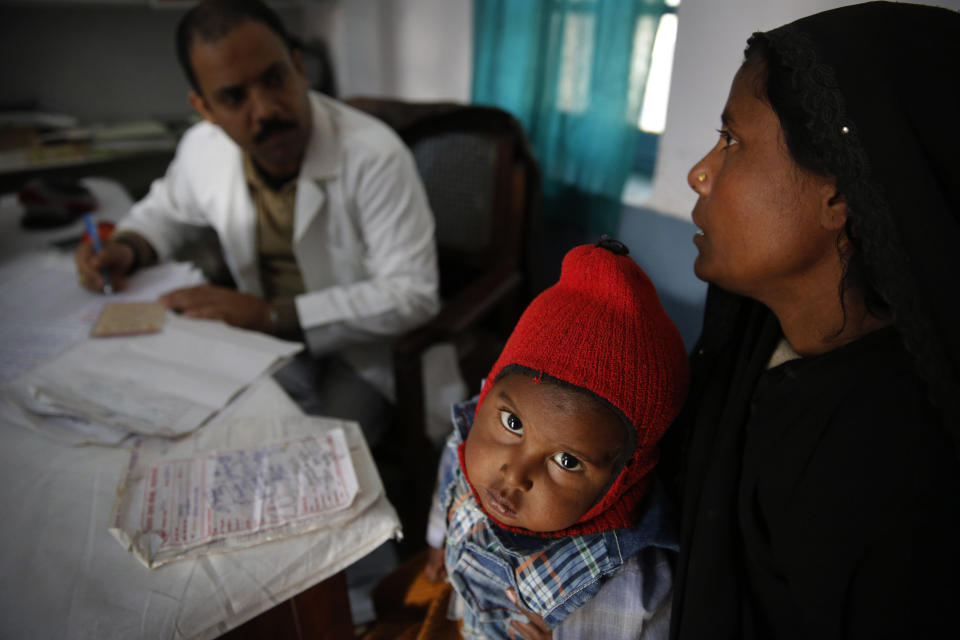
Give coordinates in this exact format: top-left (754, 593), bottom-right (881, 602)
top-left (464, 239), bottom-right (690, 536)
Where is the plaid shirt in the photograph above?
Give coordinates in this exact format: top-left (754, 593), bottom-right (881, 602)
top-left (428, 398), bottom-right (677, 639)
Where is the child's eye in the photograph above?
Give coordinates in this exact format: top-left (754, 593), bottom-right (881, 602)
top-left (716, 128), bottom-right (738, 149)
top-left (553, 452), bottom-right (583, 471)
top-left (499, 410), bottom-right (523, 434)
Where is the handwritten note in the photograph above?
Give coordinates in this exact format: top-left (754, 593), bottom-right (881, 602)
top-left (140, 431), bottom-right (358, 550)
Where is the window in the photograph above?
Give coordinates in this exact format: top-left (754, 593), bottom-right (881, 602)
top-left (638, 11), bottom-right (678, 134)
top-left (626, 0), bottom-right (680, 203)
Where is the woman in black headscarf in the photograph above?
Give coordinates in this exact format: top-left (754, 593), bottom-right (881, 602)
top-left (666, 2), bottom-right (960, 639)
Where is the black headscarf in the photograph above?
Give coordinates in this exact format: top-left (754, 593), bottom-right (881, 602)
top-left (665, 5), bottom-right (960, 640)
top-left (748, 1), bottom-right (960, 447)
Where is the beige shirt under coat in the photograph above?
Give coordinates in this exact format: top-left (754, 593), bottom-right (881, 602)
top-left (242, 153), bottom-right (305, 301)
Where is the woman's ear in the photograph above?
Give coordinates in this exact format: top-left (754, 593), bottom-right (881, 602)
top-left (821, 189), bottom-right (848, 231)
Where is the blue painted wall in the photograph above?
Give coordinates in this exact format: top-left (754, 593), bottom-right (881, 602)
top-left (617, 205), bottom-right (707, 351)
top-left (534, 202), bottom-right (707, 353)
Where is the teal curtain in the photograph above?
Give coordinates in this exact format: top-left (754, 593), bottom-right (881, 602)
top-left (473, 0), bottom-right (666, 234)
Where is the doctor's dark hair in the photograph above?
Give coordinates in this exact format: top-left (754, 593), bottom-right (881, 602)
top-left (176, 0), bottom-right (299, 94)
top-left (742, 37), bottom-right (890, 329)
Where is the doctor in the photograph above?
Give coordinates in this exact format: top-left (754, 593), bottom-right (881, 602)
top-left (74, 0), bottom-right (439, 443)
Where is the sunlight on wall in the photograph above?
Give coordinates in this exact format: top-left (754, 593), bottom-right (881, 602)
top-left (639, 13), bottom-right (678, 133)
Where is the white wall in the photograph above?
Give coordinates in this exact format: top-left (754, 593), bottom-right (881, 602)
top-left (646, 0), bottom-right (960, 220)
top-left (308, 0), bottom-right (473, 102)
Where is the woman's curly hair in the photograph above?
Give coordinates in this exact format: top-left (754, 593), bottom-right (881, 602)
top-left (743, 36), bottom-right (891, 331)
top-left (744, 27), bottom-right (960, 445)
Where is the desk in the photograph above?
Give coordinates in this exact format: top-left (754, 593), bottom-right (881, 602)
top-left (0, 181), bottom-right (401, 639)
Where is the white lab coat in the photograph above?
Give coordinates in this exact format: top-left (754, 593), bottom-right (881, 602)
top-left (117, 92), bottom-right (440, 399)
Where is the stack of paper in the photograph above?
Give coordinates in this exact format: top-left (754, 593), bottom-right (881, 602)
top-left (6, 314), bottom-right (302, 444)
top-left (109, 414), bottom-right (384, 568)
top-left (0, 253), bottom-right (205, 384)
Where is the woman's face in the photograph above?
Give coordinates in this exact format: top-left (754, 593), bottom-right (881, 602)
top-left (687, 59), bottom-right (844, 304)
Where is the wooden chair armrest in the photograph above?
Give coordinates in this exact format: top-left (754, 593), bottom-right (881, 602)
top-left (389, 266), bottom-right (521, 445)
top-left (392, 266), bottom-right (523, 365)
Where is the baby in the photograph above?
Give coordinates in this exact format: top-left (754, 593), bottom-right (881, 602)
top-left (424, 238), bottom-right (689, 639)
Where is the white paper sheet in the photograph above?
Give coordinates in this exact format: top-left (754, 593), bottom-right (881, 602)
top-left (0, 252), bottom-right (205, 384)
top-left (0, 179), bottom-right (401, 638)
top-left (7, 314), bottom-right (302, 441)
top-left (0, 376), bottom-right (402, 640)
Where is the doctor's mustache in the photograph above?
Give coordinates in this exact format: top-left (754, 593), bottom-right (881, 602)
top-left (254, 118), bottom-right (298, 144)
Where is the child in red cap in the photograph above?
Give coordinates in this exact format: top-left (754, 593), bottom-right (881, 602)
top-left (404, 237), bottom-right (688, 639)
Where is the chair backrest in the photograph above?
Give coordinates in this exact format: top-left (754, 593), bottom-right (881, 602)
top-left (346, 98), bottom-right (540, 300)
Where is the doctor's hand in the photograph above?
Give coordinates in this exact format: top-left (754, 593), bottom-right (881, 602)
top-left (506, 588), bottom-right (552, 640)
top-left (74, 241), bottom-right (134, 293)
top-left (159, 285), bottom-right (272, 333)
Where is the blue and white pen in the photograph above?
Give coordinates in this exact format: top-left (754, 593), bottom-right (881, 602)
top-left (82, 213), bottom-right (113, 294)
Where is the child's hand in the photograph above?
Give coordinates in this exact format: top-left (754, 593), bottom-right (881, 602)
top-left (506, 588), bottom-right (552, 639)
top-left (423, 546), bottom-right (447, 582)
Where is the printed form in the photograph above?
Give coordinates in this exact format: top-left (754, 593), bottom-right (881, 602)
top-left (141, 431), bottom-right (358, 551)
top-left (110, 414), bottom-right (393, 569)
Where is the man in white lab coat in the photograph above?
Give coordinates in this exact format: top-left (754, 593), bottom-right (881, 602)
top-left (74, 0), bottom-right (440, 444)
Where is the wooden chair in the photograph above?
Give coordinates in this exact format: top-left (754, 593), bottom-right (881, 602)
top-left (346, 98), bottom-right (541, 550)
